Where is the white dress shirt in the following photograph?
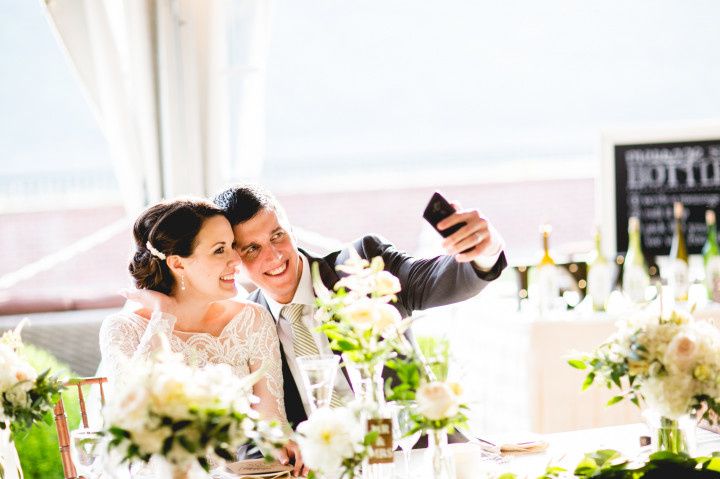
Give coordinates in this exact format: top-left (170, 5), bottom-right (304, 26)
top-left (264, 254), bottom-right (353, 416)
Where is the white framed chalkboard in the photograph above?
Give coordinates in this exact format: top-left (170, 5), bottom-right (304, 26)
top-left (600, 124), bottom-right (720, 258)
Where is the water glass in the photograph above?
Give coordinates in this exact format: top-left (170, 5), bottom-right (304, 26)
top-left (70, 428), bottom-right (104, 479)
top-left (389, 401), bottom-right (421, 479)
top-left (296, 354), bottom-right (340, 412)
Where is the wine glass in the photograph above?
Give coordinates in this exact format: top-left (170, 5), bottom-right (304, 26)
top-left (296, 354), bottom-right (340, 412)
top-left (389, 401), bottom-right (421, 479)
top-left (70, 428), bottom-right (104, 479)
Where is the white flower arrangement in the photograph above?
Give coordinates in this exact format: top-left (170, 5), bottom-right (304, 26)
top-left (312, 251), bottom-right (411, 366)
top-left (0, 320), bottom-right (64, 434)
top-left (412, 380), bottom-right (468, 432)
top-left (102, 339), bottom-right (286, 473)
top-left (296, 406), bottom-right (375, 479)
top-left (571, 308), bottom-right (720, 421)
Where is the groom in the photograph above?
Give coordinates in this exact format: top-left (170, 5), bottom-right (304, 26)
top-left (213, 184), bottom-right (507, 426)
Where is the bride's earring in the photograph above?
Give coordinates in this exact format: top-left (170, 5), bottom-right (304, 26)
top-left (181, 274), bottom-right (186, 291)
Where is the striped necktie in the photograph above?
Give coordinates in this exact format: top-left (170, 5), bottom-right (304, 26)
top-left (281, 303), bottom-right (343, 408)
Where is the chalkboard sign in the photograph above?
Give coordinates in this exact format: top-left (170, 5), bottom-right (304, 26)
top-left (600, 125), bottom-right (720, 258)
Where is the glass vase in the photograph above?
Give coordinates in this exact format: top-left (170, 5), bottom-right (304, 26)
top-left (426, 429), bottom-right (456, 479)
top-left (643, 409), bottom-right (696, 455)
top-left (0, 422), bottom-right (23, 479)
top-left (343, 357), bottom-right (394, 479)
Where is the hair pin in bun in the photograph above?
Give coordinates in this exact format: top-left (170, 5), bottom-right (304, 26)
top-left (146, 241), bottom-right (167, 260)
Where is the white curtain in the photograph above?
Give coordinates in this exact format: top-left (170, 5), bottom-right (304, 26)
top-left (41, 0), bottom-right (270, 212)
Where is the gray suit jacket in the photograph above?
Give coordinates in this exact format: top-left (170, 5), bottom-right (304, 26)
top-left (247, 234), bottom-right (506, 428)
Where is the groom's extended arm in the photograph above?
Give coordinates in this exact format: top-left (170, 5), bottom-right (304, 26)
top-left (351, 234), bottom-right (506, 317)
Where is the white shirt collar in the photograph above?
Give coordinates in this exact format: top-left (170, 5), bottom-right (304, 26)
top-left (265, 253), bottom-right (315, 321)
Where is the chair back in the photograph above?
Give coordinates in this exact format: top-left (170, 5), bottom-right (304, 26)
top-left (53, 377), bottom-right (108, 479)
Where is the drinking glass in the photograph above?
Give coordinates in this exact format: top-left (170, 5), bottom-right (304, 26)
top-left (70, 428), bottom-right (104, 479)
top-left (389, 401), bottom-right (421, 479)
top-left (296, 354), bottom-right (340, 412)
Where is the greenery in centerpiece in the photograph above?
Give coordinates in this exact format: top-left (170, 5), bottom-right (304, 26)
top-left (0, 321), bottom-right (65, 437)
top-left (569, 307), bottom-right (720, 453)
top-left (494, 449), bottom-right (720, 478)
top-left (102, 336), bottom-right (286, 474)
top-left (311, 252), bottom-right (413, 368)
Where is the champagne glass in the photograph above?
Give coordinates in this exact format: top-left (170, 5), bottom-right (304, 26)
top-left (389, 401), bottom-right (421, 479)
top-left (296, 354), bottom-right (340, 412)
top-left (70, 428), bottom-right (104, 479)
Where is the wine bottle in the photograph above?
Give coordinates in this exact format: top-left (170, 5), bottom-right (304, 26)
top-left (668, 202), bottom-right (689, 302)
top-left (536, 224), bottom-right (559, 313)
top-left (622, 217), bottom-right (650, 303)
top-left (703, 209), bottom-right (720, 301)
top-left (587, 226), bottom-right (612, 311)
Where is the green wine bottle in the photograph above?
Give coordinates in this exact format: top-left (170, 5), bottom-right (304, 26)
top-left (587, 227), bottom-right (612, 311)
top-left (623, 217), bottom-right (650, 303)
top-left (703, 209), bottom-right (720, 301)
top-left (669, 202), bottom-right (689, 302)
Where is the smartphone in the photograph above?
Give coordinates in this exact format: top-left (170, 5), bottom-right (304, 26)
top-left (422, 191), bottom-right (466, 238)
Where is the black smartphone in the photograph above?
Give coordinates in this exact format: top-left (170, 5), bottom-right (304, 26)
top-left (422, 191), bottom-right (466, 238)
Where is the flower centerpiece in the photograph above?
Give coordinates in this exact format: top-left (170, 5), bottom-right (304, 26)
top-left (296, 406), bottom-right (378, 479)
top-left (410, 380), bottom-right (468, 479)
top-left (102, 339), bottom-right (286, 479)
top-left (312, 253), bottom-right (413, 476)
top-left (570, 308), bottom-right (720, 454)
top-left (0, 320), bottom-right (65, 479)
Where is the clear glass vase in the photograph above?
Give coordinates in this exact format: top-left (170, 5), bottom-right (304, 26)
top-left (343, 357), bottom-right (394, 479)
top-left (643, 409), bottom-right (696, 455)
top-left (0, 422), bottom-right (23, 479)
top-left (426, 429), bottom-right (456, 479)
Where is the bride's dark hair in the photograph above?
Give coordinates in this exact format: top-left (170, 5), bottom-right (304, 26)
top-left (129, 199), bottom-right (224, 294)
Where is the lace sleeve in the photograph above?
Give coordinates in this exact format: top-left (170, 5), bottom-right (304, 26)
top-left (98, 311), bottom-right (176, 385)
top-left (245, 306), bottom-right (287, 426)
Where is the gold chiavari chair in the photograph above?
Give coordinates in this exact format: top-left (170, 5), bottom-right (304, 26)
top-left (53, 377), bottom-right (108, 479)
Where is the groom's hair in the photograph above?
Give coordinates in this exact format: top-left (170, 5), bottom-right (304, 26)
top-left (213, 184), bottom-right (287, 226)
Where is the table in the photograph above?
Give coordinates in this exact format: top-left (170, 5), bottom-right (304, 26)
top-left (421, 305), bottom-right (643, 434)
top-left (403, 423), bottom-right (720, 479)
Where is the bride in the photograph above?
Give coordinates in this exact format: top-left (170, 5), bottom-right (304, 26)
top-left (99, 198), bottom-right (305, 475)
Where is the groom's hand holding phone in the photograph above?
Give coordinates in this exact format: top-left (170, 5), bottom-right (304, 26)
top-left (423, 191), bottom-right (503, 267)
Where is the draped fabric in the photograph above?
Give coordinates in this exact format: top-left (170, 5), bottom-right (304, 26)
top-left (42, 0), bottom-right (270, 211)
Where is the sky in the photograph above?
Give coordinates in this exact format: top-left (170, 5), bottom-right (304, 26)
top-left (1, 0), bottom-right (719, 183)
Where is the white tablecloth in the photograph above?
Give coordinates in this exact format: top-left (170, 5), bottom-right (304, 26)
top-left (433, 306), bottom-right (642, 434)
top-left (405, 423), bottom-right (720, 479)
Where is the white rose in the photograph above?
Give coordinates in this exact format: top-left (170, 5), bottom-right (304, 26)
top-left (372, 303), bottom-right (402, 338)
top-left (5, 386), bottom-right (29, 408)
top-left (296, 408), bottom-right (364, 473)
top-left (373, 271), bottom-right (401, 296)
top-left (664, 331), bottom-right (698, 373)
top-left (342, 299), bottom-right (380, 331)
top-left (416, 381), bottom-right (461, 421)
top-left (132, 425), bottom-right (169, 456)
top-left (106, 386), bottom-right (151, 432)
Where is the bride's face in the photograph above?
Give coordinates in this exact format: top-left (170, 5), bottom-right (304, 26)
top-left (176, 215), bottom-right (241, 300)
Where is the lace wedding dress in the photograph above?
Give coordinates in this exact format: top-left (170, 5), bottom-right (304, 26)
top-left (99, 302), bottom-right (287, 425)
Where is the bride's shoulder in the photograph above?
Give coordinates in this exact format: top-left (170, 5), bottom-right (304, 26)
top-left (99, 309), bottom-right (147, 336)
top-left (220, 300), bottom-right (272, 322)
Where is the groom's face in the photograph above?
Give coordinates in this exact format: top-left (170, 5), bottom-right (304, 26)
top-left (232, 207), bottom-right (302, 304)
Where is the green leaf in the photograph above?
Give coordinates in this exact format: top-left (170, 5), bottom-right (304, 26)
top-left (582, 372), bottom-right (596, 391)
top-left (162, 436), bottom-right (174, 455)
top-left (568, 359), bottom-right (587, 369)
top-left (606, 395), bottom-right (624, 406)
top-left (363, 431), bottom-right (379, 446)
